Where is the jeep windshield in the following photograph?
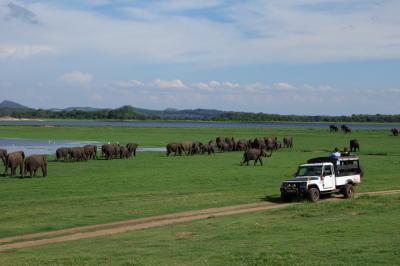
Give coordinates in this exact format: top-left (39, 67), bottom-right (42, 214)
top-left (296, 165), bottom-right (322, 177)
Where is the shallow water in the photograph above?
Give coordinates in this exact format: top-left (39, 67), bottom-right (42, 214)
top-left (0, 138), bottom-right (101, 156)
top-left (0, 138), bottom-right (166, 156)
top-left (0, 120), bottom-right (399, 129)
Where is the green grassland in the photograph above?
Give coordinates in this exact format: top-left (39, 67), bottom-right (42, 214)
top-left (1, 194), bottom-right (399, 265)
top-left (0, 125), bottom-right (399, 265)
top-left (0, 125), bottom-right (399, 237)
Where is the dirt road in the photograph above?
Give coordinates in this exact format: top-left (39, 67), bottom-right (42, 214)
top-left (1, 189), bottom-right (399, 252)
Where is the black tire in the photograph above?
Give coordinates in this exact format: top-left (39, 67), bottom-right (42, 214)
top-left (307, 187), bottom-right (320, 202)
top-left (343, 183), bottom-right (355, 198)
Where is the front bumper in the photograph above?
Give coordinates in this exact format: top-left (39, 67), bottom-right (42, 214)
top-left (281, 182), bottom-right (308, 195)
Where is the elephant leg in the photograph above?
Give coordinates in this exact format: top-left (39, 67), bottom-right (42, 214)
top-left (260, 158), bottom-right (263, 166)
top-left (34, 169), bottom-right (38, 177)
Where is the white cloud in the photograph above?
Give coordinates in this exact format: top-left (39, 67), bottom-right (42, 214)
top-left (0, 45), bottom-right (53, 59)
top-left (273, 82), bottom-right (297, 91)
top-left (1, 0), bottom-right (400, 64)
top-left (115, 80), bottom-right (144, 88)
top-left (60, 71), bottom-right (93, 86)
top-left (152, 79), bottom-right (187, 90)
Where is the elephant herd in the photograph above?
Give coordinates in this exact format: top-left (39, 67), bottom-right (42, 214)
top-left (55, 143), bottom-right (138, 162)
top-left (166, 136), bottom-right (294, 166)
top-left (391, 128), bottom-right (400, 136)
top-left (329, 124), bottom-right (352, 133)
top-left (0, 142), bottom-right (139, 178)
top-left (0, 149), bottom-right (47, 178)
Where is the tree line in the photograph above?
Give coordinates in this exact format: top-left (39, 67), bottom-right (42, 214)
top-left (1, 107), bottom-right (400, 123)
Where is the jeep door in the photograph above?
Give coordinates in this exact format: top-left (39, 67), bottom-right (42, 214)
top-left (322, 165), bottom-right (335, 190)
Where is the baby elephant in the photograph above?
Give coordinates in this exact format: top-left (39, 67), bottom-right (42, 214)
top-left (240, 149), bottom-right (272, 166)
top-left (24, 155), bottom-right (48, 178)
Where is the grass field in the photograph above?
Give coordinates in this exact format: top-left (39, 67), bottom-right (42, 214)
top-left (0, 194), bottom-right (399, 265)
top-left (0, 125), bottom-right (399, 264)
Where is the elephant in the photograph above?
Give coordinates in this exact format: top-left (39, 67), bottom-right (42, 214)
top-left (216, 137), bottom-right (226, 151)
top-left (247, 139), bottom-right (254, 149)
top-left (240, 149), bottom-right (272, 166)
top-left (253, 137), bottom-right (266, 149)
top-left (283, 137), bottom-right (293, 148)
top-left (201, 143), bottom-right (215, 155)
top-left (126, 143), bottom-right (139, 157)
top-left (219, 141), bottom-right (230, 152)
top-left (113, 144), bottom-right (121, 159)
top-left (224, 137), bottom-right (236, 151)
top-left (191, 142), bottom-right (202, 155)
top-left (391, 128), bottom-right (399, 136)
top-left (56, 147), bottom-right (70, 162)
top-left (329, 125), bottom-right (339, 132)
top-left (350, 139), bottom-right (360, 152)
top-left (236, 140), bottom-right (248, 151)
top-left (69, 147), bottom-right (87, 162)
top-left (181, 141), bottom-right (194, 155)
top-left (5, 151), bottom-right (25, 177)
top-left (264, 137), bottom-right (275, 150)
top-left (102, 144), bottom-right (116, 160)
top-left (166, 143), bottom-right (183, 156)
top-left (120, 146), bottom-right (131, 159)
top-left (341, 125), bottom-right (352, 134)
top-left (0, 148), bottom-right (7, 167)
top-left (24, 154), bottom-right (47, 178)
top-left (84, 145), bottom-right (97, 160)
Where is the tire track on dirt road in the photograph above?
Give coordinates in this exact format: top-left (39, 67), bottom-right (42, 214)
top-left (1, 189), bottom-right (399, 252)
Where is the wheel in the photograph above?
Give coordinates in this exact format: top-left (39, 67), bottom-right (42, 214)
top-left (343, 183), bottom-right (355, 198)
top-left (307, 187), bottom-right (320, 202)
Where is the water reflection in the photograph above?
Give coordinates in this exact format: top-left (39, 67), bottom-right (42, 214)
top-left (0, 138), bottom-right (166, 156)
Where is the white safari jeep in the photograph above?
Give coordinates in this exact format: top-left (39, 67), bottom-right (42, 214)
top-left (280, 156), bottom-right (362, 202)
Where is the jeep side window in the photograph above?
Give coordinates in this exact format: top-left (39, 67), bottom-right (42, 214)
top-left (323, 166), bottom-right (332, 176)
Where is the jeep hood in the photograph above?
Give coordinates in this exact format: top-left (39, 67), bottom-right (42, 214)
top-left (284, 176), bottom-right (319, 182)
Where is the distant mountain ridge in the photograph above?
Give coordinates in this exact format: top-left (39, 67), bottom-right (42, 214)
top-left (0, 100), bottom-right (32, 114)
top-left (0, 100), bottom-right (226, 119)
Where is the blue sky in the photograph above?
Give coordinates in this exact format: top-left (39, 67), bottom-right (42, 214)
top-left (0, 0), bottom-right (399, 115)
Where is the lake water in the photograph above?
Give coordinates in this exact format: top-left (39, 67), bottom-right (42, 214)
top-left (0, 138), bottom-right (165, 156)
top-left (0, 120), bottom-right (398, 129)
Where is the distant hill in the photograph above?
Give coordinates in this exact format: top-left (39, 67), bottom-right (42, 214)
top-left (0, 100), bottom-right (32, 114)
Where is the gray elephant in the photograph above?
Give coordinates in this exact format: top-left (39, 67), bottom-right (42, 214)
top-left (350, 139), bottom-right (360, 152)
top-left (5, 151), bottom-right (25, 176)
top-left (166, 143), bottom-right (183, 156)
top-left (113, 144), bottom-right (121, 159)
top-left (69, 147), bottom-right (87, 162)
top-left (56, 147), bottom-right (70, 162)
top-left (180, 141), bottom-right (194, 155)
top-left (283, 137), bottom-right (293, 148)
top-left (102, 144), bottom-right (116, 160)
top-left (201, 144), bottom-right (215, 155)
top-left (240, 149), bottom-right (272, 166)
top-left (0, 148), bottom-right (7, 167)
top-left (120, 146), bottom-right (131, 159)
top-left (236, 140), bottom-right (248, 151)
top-left (84, 145), bottom-right (97, 160)
top-left (126, 143), bottom-right (138, 157)
top-left (24, 154), bottom-right (48, 178)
